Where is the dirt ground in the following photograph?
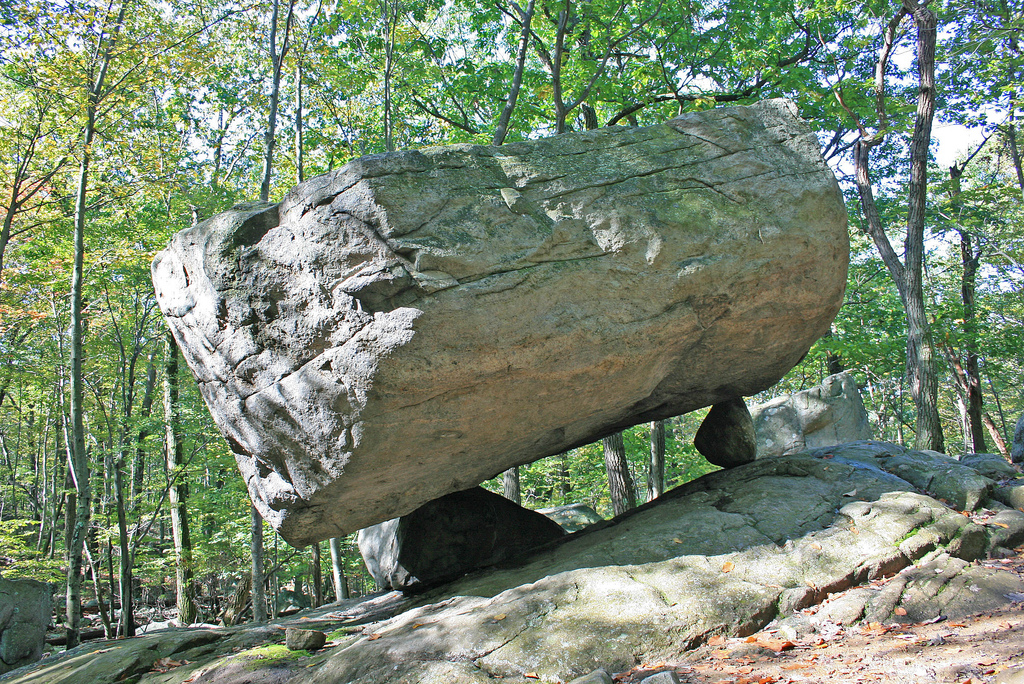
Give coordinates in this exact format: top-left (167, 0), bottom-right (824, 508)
top-left (614, 553), bottom-right (1024, 684)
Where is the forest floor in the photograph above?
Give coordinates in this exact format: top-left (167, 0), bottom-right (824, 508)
top-left (614, 552), bottom-right (1024, 684)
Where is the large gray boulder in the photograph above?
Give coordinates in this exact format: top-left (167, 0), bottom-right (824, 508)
top-left (357, 487), bottom-right (565, 592)
top-left (751, 371), bottom-right (871, 458)
top-left (0, 578), bottom-right (50, 674)
top-left (152, 99), bottom-right (848, 545)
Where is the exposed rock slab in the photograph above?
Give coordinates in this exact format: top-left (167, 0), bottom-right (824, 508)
top-left (151, 99), bottom-right (848, 544)
top-left (357, 487), bottom-right (565, 592)
top-left (5, 444), bottom-right (1024, 684)
top-left (751, 371), bottom-right (872, 458)
top-left (537, 503), bottom-right (604, 532)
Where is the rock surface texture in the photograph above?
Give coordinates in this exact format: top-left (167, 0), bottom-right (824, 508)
top-left (0, 578), bottom-right (50, 674)
top-left (151, 99), bottom-right (848, 545)
top-left (357, 487), bottom-right (565, 592)
top-left (751, 371), bottom-right (872, 458)
top-left (4, 443), bottom-right (1023, 684)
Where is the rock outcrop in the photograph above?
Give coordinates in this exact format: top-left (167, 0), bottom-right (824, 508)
top-left (751, 371), bottom-right (872, 458)
top-left (0, 578), bottom-right (51, 674)
top-left (537, 503), bottom-right (604, 532)
top-left (357, 487), bottom-right (565, 592)
top-left (5, 443), bottom-right (1023, 684)
top-left (152, 99), bottom-right (848, 545)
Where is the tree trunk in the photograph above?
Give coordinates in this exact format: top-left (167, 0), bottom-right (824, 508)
top-left (259, 0), bottom-right (294, 202)
top-left (251, 504), bottom-right (267, 622)
top-left (852, 1), bottom-right (942, 453)
top-left (295, 63), bottom-right (304, 184)
top-left (493, 0), bottom-right (535, 145)
top-left (164, 333), bottom-right (197, 625)
top-left (647, 420), bottom-right (665, 501)
top-left (132, 356), bottom-right (156, 506)
top-left (602, 432), bottom-right (635, 516)
top-left (329, 537), bottom-right (349, 601)
top-left (502, 467), bottom-right (521, 506)
top-left (310, 542), bottom-right (322, 608)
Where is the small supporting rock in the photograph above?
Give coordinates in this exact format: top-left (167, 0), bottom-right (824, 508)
top-left (694, 397), bottom-right (756, 468)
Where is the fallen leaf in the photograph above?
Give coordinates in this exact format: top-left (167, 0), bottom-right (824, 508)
top-left (758, 639), bottom-right (795, 653)
top-left (978, 658), bottom-right (996, 666)
top-left (492, 613), bottom-right (507, 622)
top-left (850, 525), bottom-right (859, 535)
top-left (949, 622), bottom-right (967, 628)
top-left (721, 561), bottom-right (735, 573)
top-left (367, 633), bottom-right (383, 641)
top-left (745, 636), bottom-right (757, 643)
top-left (843, 489), bottom-right (858, 497)
top-left (810, 542), bottom-right (823, 550)
top-left (708, 635), bottom-right (727, 646)
top-left (711, 649), bottom-right (731, 660)
top-left (524, 672), bottom-right (540, 679)
top-left (781, 663), bottom-right (812, 671)
top-left (894, 607), bottom-right (908, 616)
top-left (673, 538), bottom-right (684, 544)
top-left (990, 522), bottom-right (1010, 528)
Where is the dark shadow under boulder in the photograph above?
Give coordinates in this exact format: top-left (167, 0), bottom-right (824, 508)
top-left (357, 486), bottom-right (565, 592)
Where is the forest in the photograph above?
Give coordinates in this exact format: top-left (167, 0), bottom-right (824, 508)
top-left (0, 0), bottom-right (1022, 650)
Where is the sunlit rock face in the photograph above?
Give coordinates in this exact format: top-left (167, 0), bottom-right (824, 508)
top-left (152, 99), bottom-right (848, 546)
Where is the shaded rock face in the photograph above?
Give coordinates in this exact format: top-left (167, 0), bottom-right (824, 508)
top-left (694, 397), bottom-right (757, 468)
top-left (751, 371), bottom-right (871, 458)
top-left (357, 487), bottom-right (565, 592)
top-left (152, 99), bottom-right (848, 545)
top-left (0, 578), bottom-right (51, 674)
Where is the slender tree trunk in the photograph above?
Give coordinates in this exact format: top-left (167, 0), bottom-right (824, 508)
top-left (164, 333), bottom-right (197, 625)
top-left (295, 63), bottom-right (304, 183)
top-left (381, 0), bottom-right (398, 152)
top-left (647, 420), bottom-right (665, 501)
top-left (66, 99), bottom-right (95, 655)
top-left (493, 0), bottom-right (535, 145)
top-left (310, 542), bottom-right (322, 608)
top-left (251, 504), bottom-right (266, 622)
top-left (114, 452), bottom-right (133, 636)
top-left (852, 1), bottom-right (942, 453)
top-left (602, 432), bottom-right (635, 516)
top-left (329, 537), bottom-right (349, 601)
top-left (502, 467), bottom-right (521, 506)
top-left (132, 356), bottom-right (156, 506)
top-left (260, 0), bottom-right (294, 202)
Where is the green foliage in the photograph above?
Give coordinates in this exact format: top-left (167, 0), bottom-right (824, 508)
top-left (0, 519), bottom-right (62, 582)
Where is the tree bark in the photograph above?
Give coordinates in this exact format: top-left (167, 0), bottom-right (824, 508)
top-left (850, 1), bottom-right (943, 453)
top-left (602, 432), bottom-right (635, 516)
top-left (493, 0), bottom-right (535, 145)
top-left (647, 420), bottom-right (665, 501)
top-left (310, 542), bottom-right (323, 608)
top-left (502, 467), bottom-right (521, 506)
top-left (164, 332), bottom-right (197, 625)
top-left (259, 0), bottom-right (295, 202)
top-left (329, 537), bottom-right (349, 601)
top-left (251, 504), bottom-right (267, 622)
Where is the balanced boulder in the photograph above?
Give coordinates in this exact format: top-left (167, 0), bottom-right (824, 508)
top-left (152, 99), bottom-right (848, 545)
top-left (357, 487), bottom-right (565, 592)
